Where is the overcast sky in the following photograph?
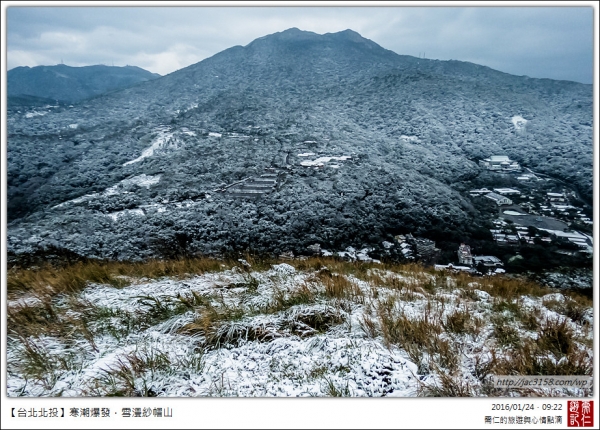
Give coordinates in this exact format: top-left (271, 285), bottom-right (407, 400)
top-left (5, 5), bottom-right (595, 84)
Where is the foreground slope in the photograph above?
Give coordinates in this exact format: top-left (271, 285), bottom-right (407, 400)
top-left (6, 258), bottom-right (593, 397)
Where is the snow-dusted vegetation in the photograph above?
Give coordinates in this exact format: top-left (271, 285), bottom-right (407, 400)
top-left (7, 30), bottom-right (592, 269)
top-left (7, 258), bottom-right (592, 397)
top-left (6, 29), bottom-right (593, 399)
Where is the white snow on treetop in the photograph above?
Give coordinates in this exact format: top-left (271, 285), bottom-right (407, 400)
top-left (52, 174), bottom-right (161, 209)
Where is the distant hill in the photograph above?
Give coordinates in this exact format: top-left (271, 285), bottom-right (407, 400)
top-left (7, 94), bottom-right (62, 108)
top-left (7, 64), bottom-right (161, 103)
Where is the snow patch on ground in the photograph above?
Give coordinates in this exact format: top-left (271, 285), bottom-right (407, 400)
top-left (511, 115), bottom-right (528, 130)
top-left (25, 111), bottom-right (48, 118)
top-left (124, 127), bottom-right (173, 166)
top-left (209, 132), bottom-right (222, 138)
top-left (106, 208), bottom-right (145, 221)
top-left (300, 156), bottom-right (351, 167)
top-left (120, 174), bottom-right (161, 189)
top-left (181, 127), bottom-right (196, 136)
top-left (400, 135), bottom-right (419, 142)
top-left (139, 203), bottom-right (167, 213)
top-left (297, 152), bottom-right (316, 157)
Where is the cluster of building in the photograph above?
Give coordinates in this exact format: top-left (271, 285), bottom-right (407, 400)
top-left (539, 229), bottom-right (593, 253)
top-left (490, 223), bottom-right (544, 246)
top-left (435, 243), bottom-right (504, 274)
top-left (392, 237), bottom-right (506, 273)
top-left (458, 243), bottom-right (503, 267)
top-left (469, 187), bottom-right (521, 206)
top-left (479, 155), bottom-right (521, 172)
top-left (489, 217), bottom-right (592, 253)
top-left (394, 234), bottom-right (440, 263)
top-left (538, 192), bottom-right (592, 225)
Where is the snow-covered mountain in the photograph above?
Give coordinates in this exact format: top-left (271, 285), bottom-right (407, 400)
top-left (7, 28), bottom-right (593, 262)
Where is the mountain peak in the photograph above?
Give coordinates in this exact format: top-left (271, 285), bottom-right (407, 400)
top-left (328, 28), bottom-right (363, 40)
top-left (249, 27), bottom-right (375, 45)
top-left (242, 27), bottom-right (385, 58)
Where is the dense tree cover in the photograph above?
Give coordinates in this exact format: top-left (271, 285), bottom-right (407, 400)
top-left (7, 29), bottom-right (593, 266)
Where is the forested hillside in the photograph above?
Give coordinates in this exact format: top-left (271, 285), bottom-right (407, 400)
top-left (7, 28), bottom-right (592, 264)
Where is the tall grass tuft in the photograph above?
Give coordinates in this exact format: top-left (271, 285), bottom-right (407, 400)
top-left (315, 271), bottom-right (363, 300)
top-left (491, 341), bottom-right (592, 376)
top-left (491, 315), bottom-right (521, 348)
top-left (536, 317), bottom-right (575, 356)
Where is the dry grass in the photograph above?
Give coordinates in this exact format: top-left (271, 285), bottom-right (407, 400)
top-left (87, 344), bottom-right (205, 397)
top-left (271, 283), bottom-right (317, 311)
top-left (443, 306), bottom-right (482, 337)
top-left (180, 298), bottom-right (245, 338)
top-left (6, 255), bottom-right (593, 397)
top-left (418, 366), bottom-right (474, 397)
top-left (7, 298), bottom-right (100, 354)
top-left (7, 257), bottom-right (234, 299)
top-left (374, 296), bottom-right (458, 371)
top-left (321, 377), bottom-right (352, 396)
top-left (478, 276), bottom-right (549, 300)
top-left (492, 298), bottom-right (523, 318)
top-left (359, 314), bottom-right (379, 339)
top-left (491, 315), bottom-right (522, 348)
top-left (536, 317), bottom-right (575, 356)
top-left (312, 270), bottom-right (363, 301)
top-left (491, 340), bottom-right (592, 376)
top-left (520, 307), bottom-right (543, 331)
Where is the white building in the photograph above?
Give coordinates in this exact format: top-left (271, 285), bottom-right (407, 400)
top-left (457, 243), bottom-right (473, 265)
top-left (469, 188), bottom-right (491, 196)
top-left (473, 256), bottom-right (504, 267)
top-left (485, 192), bottom-right (513, 206)
top-left (547, 192), bottom-right (565, 202)
top-left (493, 188), bottom-right (521, 196)
top-left (479, 155), bottom-right (521, 172)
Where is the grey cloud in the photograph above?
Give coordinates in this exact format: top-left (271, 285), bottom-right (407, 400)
top-left (7, 6), bottom-right (593, 83)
